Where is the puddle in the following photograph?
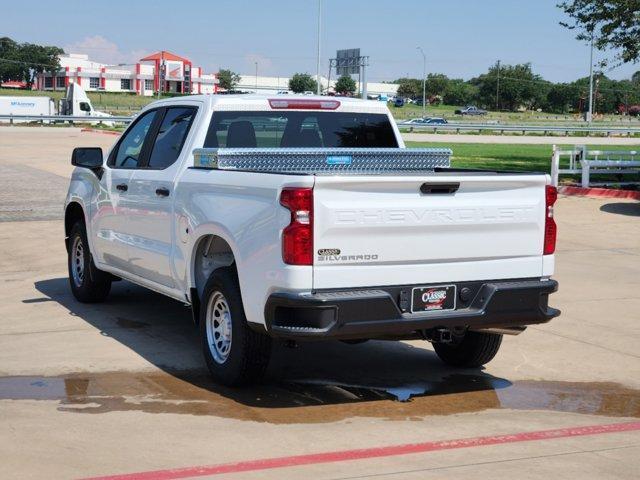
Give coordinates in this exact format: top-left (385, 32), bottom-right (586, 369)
top-left (0, 372), bottom-right (638, 423)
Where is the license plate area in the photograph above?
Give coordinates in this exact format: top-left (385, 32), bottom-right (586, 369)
top-left (411, 285), bottom-right (457, 313)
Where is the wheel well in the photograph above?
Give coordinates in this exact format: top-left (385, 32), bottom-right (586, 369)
top-left (64, 202), bottom-right (85, 251)
top-left (193, 235), bottom-right (236, 300)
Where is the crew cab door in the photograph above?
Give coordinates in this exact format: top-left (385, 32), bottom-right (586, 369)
top-left (92, 109), bottom-right (159, 273)
top-left (126, 105), bottom-right (198, 288)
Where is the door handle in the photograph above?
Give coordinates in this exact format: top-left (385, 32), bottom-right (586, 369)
top-left (420, 182), bottom-right (460, 194)
top-left (116, 183), bottom-right (128, 192)
top-left (155, 187), bottom-right (170, 197)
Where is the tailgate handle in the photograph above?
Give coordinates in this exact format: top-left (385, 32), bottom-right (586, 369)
top-left (420, 182), bottom-right (460, 194)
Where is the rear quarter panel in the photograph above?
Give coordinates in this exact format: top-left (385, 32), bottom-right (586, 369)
top-left (173, 169), bottom-right (314, 326)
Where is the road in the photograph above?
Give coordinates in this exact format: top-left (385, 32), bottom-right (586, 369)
top-left (0, 127), bottom-right (639, 479)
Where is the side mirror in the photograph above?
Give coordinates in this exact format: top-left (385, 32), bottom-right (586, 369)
top-left (72, 147), bottom-right (103, 169)
top-left (79, 102), bottom-right (91, 112)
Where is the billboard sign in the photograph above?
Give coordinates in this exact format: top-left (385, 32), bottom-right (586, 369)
top-left (336, 49), bottom-right (360, 75)
top-left (165, 60), bottom-right (184, 80)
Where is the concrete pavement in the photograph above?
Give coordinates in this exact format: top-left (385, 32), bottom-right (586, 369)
top-left (0, 127), bottom-right (639, 479)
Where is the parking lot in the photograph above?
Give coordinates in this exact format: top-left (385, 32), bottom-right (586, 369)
top-left (1, 127), bottom-right (639, 479)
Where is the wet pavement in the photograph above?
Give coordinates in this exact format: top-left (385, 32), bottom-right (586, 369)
top-left (1, 128), bottom-right (639, 479)
top-left (1, 372), bottom-right (639, 422)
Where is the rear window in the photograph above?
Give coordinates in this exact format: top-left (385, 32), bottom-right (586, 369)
top-left (204, 111), bottom-right (398, 148)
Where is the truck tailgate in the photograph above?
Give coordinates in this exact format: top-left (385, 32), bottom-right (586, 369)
top-left (313, 173), bottom-right (548, 290)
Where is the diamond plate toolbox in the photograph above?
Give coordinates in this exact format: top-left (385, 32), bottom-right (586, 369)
top-left (192, 148), bottom-right (452, 174)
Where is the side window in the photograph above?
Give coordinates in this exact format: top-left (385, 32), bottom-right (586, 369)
top-left (147, 107), bottom-right (197, 169)
top-left (112, 110), bottom-right (157, 168)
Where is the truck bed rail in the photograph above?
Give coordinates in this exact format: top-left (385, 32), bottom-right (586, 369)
top-left (192, 148), bottom-right (452, 174)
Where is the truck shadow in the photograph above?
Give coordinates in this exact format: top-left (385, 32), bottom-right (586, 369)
top-left (32, 277), bottom-right (510, 417)
top-left (600, 201), bottom-right (640, 217)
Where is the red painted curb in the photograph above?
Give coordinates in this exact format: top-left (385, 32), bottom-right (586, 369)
top-left (559, 185), bottom-right (640, 200)
top-left (81, 421), bottom-right (640, 480)
top-left (80, 128), bottom-right (121, 136)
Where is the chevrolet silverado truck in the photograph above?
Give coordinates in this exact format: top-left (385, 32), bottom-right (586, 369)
top-left (65, 95), bottom-right (559, 385)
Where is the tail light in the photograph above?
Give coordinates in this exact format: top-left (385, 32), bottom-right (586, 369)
top-left (544, 185), bottom-right (558, 255)
top-left (280, 187), bottom-right (313, 265)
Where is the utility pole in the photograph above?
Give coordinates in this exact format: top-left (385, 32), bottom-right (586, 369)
top-left (255, 61), bottom-right (258, 92)
top-left (495, 60), bottom-right (500, 111)
top-left (587, 34), bottom-right (594, 124)
top-left (417, 46), bottom-right (426, 117)
top-left (316, 0), bottom-right (322, 95)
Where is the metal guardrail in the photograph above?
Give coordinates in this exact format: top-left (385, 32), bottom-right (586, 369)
top-left (2, 114), bottom-right (640, 135)
top-left (0, 114), bottom-right (133, 124)
top-left (398, 122), bottom-right (640, 135)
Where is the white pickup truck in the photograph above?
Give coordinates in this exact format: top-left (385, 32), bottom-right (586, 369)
top-left (65, 95), bottom-right (559, 385)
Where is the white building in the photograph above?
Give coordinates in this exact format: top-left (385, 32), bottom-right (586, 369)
top-left (36, 51), bottom-right (217, 96)
top-left (234, 74), bottom-right (399, 98)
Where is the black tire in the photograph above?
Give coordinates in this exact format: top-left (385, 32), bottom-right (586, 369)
top-left (67, 221), bottom-right (111, 303)
top-left (199, 267), bottom-right (271, 386)
top-left (432, 331), bottom-right (502, 368)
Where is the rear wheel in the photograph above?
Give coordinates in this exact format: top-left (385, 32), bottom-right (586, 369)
top-left (200, 267), bottom-right (272, 386)
top-left (432, 331), bottom-right (502, 368)
top-left (67, 221), bottom-right (111, 303)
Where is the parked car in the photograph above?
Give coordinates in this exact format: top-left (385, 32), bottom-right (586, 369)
top-left (404, 118), bottom-right (427, 124)
top-left (423, 117), bottom-right (448, 124)
top-left (394, 97), bottom-right (405, 107)
top-left (64, 94), bottom-right (560, 385)
top-left (455, 106), bottom-right (488, 115)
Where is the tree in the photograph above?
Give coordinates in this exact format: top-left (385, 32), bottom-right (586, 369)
top-left (289, 73), bottom-right (317, 93)
top-left (217, 69), bottom-right (241, 91)
top-left (558, 0), bottom-right (640, 66)
top-left (334, 74), bottom-right (356, 95)
top-left (394, 78), bottom-right (421, 98)
top-left (632, 71), bottom-right (640, 85)
top-left (546, 83), bottom-right (581, 113)
top-left (0, 37), bottom-right (62, 87)
top-left (425, 73), bottom-right (450, 97)
top-left (443, 80), bottom-right (478, 106)
top-left (471, 63), bottom-right (544, 111)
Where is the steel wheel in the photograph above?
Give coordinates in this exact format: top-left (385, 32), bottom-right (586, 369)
top-left (71, 235), bottom-right (85, 288)
top-left (205, 291), bottom-right (233, 364)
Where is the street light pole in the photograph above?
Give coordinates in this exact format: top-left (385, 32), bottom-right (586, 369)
top-left (316, 0), bottom-right (322, 95)
top-left (255, 61), bottom-right (258, 92)
top-left (495, 59), bottom-right (500, 111)
top-left (417, 46), bottom-right (426, 117)
top-left (587, 34), bottom-right (594, 124)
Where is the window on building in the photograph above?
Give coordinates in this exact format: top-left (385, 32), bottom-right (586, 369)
top-left (147, 107), bottom-right (197, 169)
top-left (89, 77), bottom-right (100, 89)
top-left (120, 78), bottom-right (132, 90)
top-left (145, 79), bottom-right (154, 91)
top-left (55, 76), bottom-right (65, 88)
top-left (44, 77), bottom-right (53, 88)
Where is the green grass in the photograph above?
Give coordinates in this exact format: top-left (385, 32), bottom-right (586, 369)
top-left (390, 102), bottom-right (640, 126)
top-left (404, 141), bottom-right (640, 176)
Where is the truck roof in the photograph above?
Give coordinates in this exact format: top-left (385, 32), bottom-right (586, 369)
top-left (142, 94), bottom-right (390, 114)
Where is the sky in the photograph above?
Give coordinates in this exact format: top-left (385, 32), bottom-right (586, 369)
top-left (2, 0), bottom-right (638, 83)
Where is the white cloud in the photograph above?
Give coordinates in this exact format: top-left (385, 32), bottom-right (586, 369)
top-left (64, 35), bottom-right (148, 65)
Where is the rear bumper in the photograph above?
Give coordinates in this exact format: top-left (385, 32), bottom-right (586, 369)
top-left (264, 278), bottom-right (559, 340)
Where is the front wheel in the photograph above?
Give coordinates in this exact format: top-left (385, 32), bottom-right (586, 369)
top-left (432, 331), bottom-right (502, 368)
top-left (199, 267), bottom-right (272, 386)
top-left (67, 221), bottom-right (111, 303)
